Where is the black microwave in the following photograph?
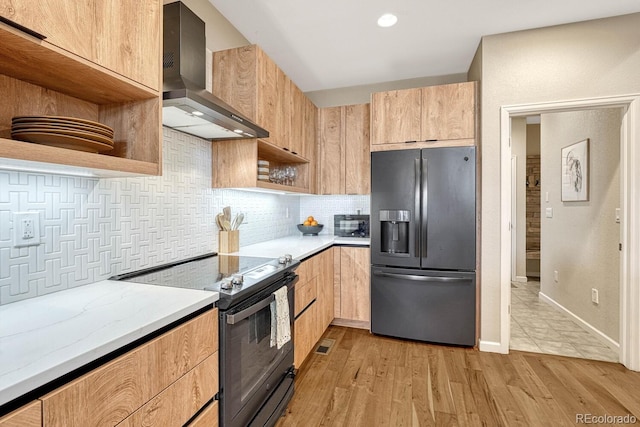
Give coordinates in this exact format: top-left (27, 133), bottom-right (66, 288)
top-left (334, 214), bottom-right (370, 238)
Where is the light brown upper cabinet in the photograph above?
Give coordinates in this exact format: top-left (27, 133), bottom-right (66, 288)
top-left (212, 44), bottom-right (318, 194)
top-left (318, 103), bottom-right (370, 195)
top-left (303, 95), bottom-right (318, 194)
top-left (371, 82), bottom-right (477, 150)
top-left (0, 0), bottom-right (162, 177)
top-left (213, 45), bottom-right (307, 156)
top-left (0, 0), bottom-right (160, 90)
top-left (370, 88), bottom-right (421, 145)
top-left (94, 1), bottom-right (161, 91)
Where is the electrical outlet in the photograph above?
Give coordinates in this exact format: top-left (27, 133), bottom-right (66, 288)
top-left (591, 288), bottom-right (599, 304)
top-left (13, 212), bottom-right (41, 247)
top-left (553, 270), bottom-right (559, 282)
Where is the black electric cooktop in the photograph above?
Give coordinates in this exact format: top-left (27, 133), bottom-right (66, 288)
top-left (111, 252), bottom-right (299, 307)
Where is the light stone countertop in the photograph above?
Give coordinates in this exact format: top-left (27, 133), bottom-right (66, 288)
top-left (228, 235), bottom-right (370, 260)
top-left (0, 235), bottom-right (368, 408)
top-left (0, 280), bottom-right (218, 407)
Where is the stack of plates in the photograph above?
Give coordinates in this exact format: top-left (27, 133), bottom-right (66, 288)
top-left (11, 116), bottom-right (115, 153)
top-left (257, 159), bottom-right (270, 181)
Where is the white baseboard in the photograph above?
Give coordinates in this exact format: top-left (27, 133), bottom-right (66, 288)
top-left (538, 292), bottom-right (619, 351)
top-left (515, 276), bottom-right (528, 283)
top-left (479, 340), bottom-right (507, 354)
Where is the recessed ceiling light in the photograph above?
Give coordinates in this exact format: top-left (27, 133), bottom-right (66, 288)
top-left (192, 111), bottom-right (204, 116)
top-left (377, 13), bottom-right (397, 28)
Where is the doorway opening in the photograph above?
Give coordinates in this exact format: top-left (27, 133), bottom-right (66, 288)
top-left (499, 94), bottom-right (640, 371)
top-left (510, 110), bottom-right (620, 362)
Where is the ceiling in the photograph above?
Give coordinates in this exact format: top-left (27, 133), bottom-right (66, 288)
top-left (207, 0), bottom-right (640, 93)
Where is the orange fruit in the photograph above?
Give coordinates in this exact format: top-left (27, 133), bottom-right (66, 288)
top-left (303, 220), bottom-right (311, 226)
top-left (311, 220), bottom-right (318, 226)
top-left (307, 215), bottom-right (314, 222)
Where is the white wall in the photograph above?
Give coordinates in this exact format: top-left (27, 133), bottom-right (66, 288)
top-left (471, 12), bottom-right (640, 345)
top-left (163, 0), bottom-right (248, 52)
top-left (539, 108), bottom-right (621, 341)
top-left (0, 128), bottom-right (299, 305)
top-left (305, 73), bottom-right (468, 108)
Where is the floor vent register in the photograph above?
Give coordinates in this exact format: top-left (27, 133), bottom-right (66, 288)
top-left (315, 338), bottom-right (336, 355)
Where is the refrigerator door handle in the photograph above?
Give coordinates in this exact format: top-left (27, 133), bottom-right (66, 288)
top-left (414, 158), bottom-right (421, 258)
top-left (373, 271), bottom-right (472, 283)
top-left (421, 157), bottom-right (428, 259)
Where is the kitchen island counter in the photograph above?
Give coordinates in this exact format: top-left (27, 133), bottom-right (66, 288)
top-left (228, 235), bottom-right (370, 260)
top-left (0, 280), bottom-right (218, 408)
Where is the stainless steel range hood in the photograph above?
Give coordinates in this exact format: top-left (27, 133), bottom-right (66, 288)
top-left (163, 2), bottom-right (268, 140)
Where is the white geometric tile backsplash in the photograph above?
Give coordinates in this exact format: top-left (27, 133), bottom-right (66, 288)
top-left (0, 128), bottom-right (300, 305)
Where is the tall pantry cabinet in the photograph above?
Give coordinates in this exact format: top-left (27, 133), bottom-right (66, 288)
top-left (317, 103), bottom-right (370, 195)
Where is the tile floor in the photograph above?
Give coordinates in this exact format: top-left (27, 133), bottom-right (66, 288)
top-left (510, 280), bottom-right (619, 362)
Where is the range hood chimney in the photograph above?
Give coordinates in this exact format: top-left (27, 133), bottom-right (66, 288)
top-left (162, 2), bottom-right (268, 140)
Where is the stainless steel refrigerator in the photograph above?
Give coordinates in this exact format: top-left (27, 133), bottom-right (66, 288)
top-left (370, 146), bottom-right (476, 346)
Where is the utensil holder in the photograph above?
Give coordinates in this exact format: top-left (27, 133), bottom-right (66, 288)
top-left (219, 230), bottom-right (239, 253)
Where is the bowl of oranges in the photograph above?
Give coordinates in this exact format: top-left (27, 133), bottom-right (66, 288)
top-left (297, 215), bottom-right (324, 235)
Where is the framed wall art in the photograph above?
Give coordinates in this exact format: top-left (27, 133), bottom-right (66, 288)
top-left (561, 138), bottom-right (589, 201)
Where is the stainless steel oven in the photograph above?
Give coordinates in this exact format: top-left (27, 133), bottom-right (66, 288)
top-left (112, 253), bottom-right (299, 427)
top-left (220, 272), bottom-right (297, 427)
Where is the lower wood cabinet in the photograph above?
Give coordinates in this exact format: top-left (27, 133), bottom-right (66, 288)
top-left (293, 248), bottom-right (334, 368)
top-left (39, 309), bottom-right (218, 427)
top-left (333, 247), bottom-right (371, 328)
top-left (118, 353), bottom-right (218, 427)
top-left (293, 301), bottom-right (317, 369)
top-left (0, 401), bottom-right (41, 427)
top-left (187, 401), bottom-right (219, 427)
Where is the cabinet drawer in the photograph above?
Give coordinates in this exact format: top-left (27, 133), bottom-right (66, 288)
top-left (0, 401), bottom-right (41, 427)
top-left (294, 302), bottom-right (317, 368)
top-left (119, 352), bottom-right (219, 427)
top-left (187, 400), bottom-right (219, 427)
top-left (295, 277), bottom-right (317, 317)
top-left (41, 309), bottom-right (218, 427)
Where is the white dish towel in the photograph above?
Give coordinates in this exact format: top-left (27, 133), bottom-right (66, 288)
top-left (270, 286), bottom-right (291, 349)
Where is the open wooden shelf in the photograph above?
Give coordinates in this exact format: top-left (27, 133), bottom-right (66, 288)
top-left (0, 23), bottom-right (157, 104)
top-left (255, 180), bottom-right (308, 193)
top-left (0, 17), bottom-right (162, 178)
top-left (0, 137), bottom-right (159, 177)
top-left (257, 139), bottom-right (309, 164)
top-left (213, 138), bottom-right (311, 194)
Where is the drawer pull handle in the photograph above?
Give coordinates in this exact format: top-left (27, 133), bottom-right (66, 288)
top-left (0, 16), bottom-right (47, 39)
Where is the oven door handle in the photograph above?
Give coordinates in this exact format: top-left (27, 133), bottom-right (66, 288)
top-left (226, 294), bottom-right (275, 325)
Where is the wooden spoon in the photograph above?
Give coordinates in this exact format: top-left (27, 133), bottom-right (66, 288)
top-left (215, 213), bottom-right (225, 230)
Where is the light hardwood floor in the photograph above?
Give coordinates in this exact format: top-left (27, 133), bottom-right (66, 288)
top-left (277, 326), bottom-right (640, 426)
